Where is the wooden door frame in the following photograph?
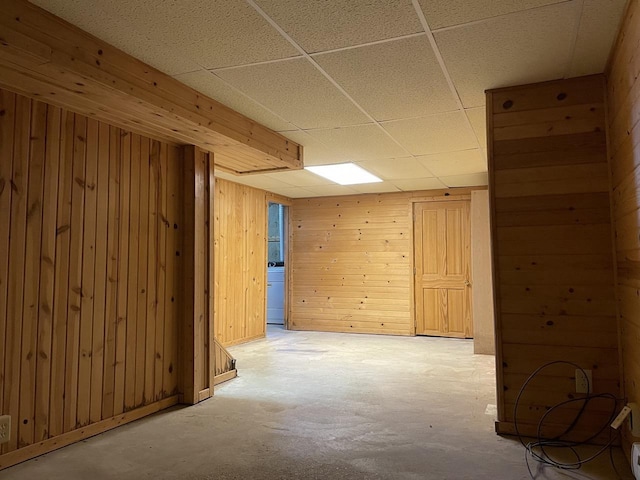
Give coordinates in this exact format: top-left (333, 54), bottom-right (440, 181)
top-left (409, 193), bottom-right (472, 337)
top-left (265, 193), bottom-right (292, 331)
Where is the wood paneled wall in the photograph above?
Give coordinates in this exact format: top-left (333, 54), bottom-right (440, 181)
top-left (607, 0), bottom-right (640, 449)
top-left (487, 75), bottom-right (619, 439)
top-left (290, 193), bottom-right (413, 335)
top-left (0, 88), bottom-right (183, 465)
top-left (290, 190), bottom-right (484, 336)
top-left (213, 178), bottom-right (268, 346)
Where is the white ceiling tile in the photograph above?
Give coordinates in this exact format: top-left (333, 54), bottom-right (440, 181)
top-left (356, 157), bottom-right (433, 180)
top-left (263, 170), bottom-right (333, 187)
top-left (349, 182), bottom-right (401, 194)
top-left (382, 112), bottom-right (477, 155)
top-left (391, 177), bottom-right (447, 192)
top-left (465, 107), bottom-right (487, 149)
top-left (313, 36), bottom-right (458, 121)
top-left (304, 125), bottom-right (408, 161)
top-left (569, 0), bottom-right (628, 77)
top-left (419, 0), bottom-right (566, 30)
top-left (434, 2), bottom-right (580, 108)
top-left (34, 0), bottom-right (300, 69)
top-left (303, 184), bottom-right (360, 197)
top-left (173, 70), bottom-right (296, 132)
top-left (31, 0), bottom-right (202, 75)
top-left (416, 149), bottom-right (486, 177)
top-left (254, 0), bottom-right (422, 53)
top-left (215, 59), bottom-right (370, 129)
top-left (439, 172), bottom-right (489, 187)
top-left (279, 130), bottom-right (344, 166)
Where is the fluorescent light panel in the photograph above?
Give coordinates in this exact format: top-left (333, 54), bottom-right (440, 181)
top-left (305, 163), bottom-right (382, 185)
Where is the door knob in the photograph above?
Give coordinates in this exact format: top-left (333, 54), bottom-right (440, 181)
top-left (464, 280), bottom-right (471, 286)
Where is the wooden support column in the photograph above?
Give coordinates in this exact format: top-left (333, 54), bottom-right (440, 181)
top-left (180, 145), bottom-right (215, 405)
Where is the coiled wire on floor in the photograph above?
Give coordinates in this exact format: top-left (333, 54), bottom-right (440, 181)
top-left (513, 360), bottom-right (626, 479)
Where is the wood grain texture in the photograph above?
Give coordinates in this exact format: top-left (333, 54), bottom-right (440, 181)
top-left (488, 75), bottom-right (619, 437)
top-left (606, 0), bottom-right (640, 449)
top-left (0, 0), bottom-right (302, 175)
top-left (0, 88), bottom-right (184, 463)
top-left (289, 189), bottom-right (480, 336)
top-left (213, 179), bottom-right (267, 346)
top-left (180, 146), bottom-right (215, 404)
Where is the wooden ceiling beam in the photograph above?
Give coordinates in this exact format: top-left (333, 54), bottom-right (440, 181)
top-left (0, 0), bottom-right (303, 175)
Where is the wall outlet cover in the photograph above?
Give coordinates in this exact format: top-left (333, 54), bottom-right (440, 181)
top-left (632, 443), bottom-right (640, 479)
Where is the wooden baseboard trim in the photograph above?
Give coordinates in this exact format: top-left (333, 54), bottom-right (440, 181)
top-left (222, 334), bottom-right (265, 347)
top-left (0, 395), bottom-right (180, 471)
top-left (213, 369), bottom-right (237, 386)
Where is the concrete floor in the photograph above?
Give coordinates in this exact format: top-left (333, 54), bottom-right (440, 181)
top-left (0, 326), bottom-right (633, 479)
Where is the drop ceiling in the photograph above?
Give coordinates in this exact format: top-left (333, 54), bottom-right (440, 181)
top-left (31, 0), bottom-right (628, 198)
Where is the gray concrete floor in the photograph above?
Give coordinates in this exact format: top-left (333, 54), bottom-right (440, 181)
top-left (0, 325), bottom-right (633, 479)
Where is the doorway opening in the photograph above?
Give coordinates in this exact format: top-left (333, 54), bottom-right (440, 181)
top-left (267, 202), bottom-right (287, 333)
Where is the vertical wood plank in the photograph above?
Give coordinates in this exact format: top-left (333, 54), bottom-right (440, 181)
top-left (144, 139), bottom-right (158, 404)
top-left (101, 125), bottom-right (120, 420)
top-left (208, 155), bottom-right (216, 391)
top-left (113, 130), bottom-right (131, 416)
top-left (163, 146), bottom-right (179, 397)
top-left (124, 133), bottom-right (140, 411)
top-left (89, 121), bottom-right (110, 423)
top-left (0, 90), bottom-right (16, 441)
top-left (135, 136), bottom-right (150, 407)
top-left (181, 145), bottom-right (196, 404)
top-left (64, 113), bottom-right (87, 433)
top-left (194, 149), bottom-right (206, 394)
top-left (34, 105), bottom-right (61, 442)
top-left (154, 142), bottom-right (167, 401)
top-left (49, 110), bottom-right (73, 438)
top-left (18, 98), bottom-right (47, 447)
top-left (77, 118), bottom-right (99, 428)
top-left (4, 95), bottom-right (31, 452)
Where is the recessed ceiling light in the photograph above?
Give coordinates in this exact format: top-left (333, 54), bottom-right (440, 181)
top-left (305, 163), bottom-right (382, 185)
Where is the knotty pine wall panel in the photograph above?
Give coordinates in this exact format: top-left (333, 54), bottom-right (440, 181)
top-left (213, 178), bottom-right (268, 346)
top-left (290, 193), bottom-right (414, 335)
top-left (0, 88), bottom-right (182, 462)
top-left (607, 0), bottom-right (640, 449)
top-left (487, 75), bottom-right (619, 440)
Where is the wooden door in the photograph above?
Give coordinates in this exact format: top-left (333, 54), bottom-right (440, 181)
top-left (414, 200), bottom-right (472, 338)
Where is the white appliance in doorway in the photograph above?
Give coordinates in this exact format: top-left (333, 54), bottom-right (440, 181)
top-left (267, 265), bottom-right (285, 325)
top-left (267, 203), bottom-right (286, 325)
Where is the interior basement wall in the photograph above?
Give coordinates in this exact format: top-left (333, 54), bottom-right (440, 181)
top-left (606, 0), bottom-right (640, 452)
top-left (289, 188), bottom-right (491, 339)
top-left (487, 75), bottom-right (619, 441)
top-left (0, 88), bottom-right (184, 467)
top-left (213, 177), bottom-right (289, 346)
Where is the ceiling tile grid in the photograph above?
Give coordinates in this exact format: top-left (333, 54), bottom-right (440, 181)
top-left (214, 58), bottom-right (371, 129)
top-left (312, 35), bottom-right (458, 121)
top-left (31, 0), bottom-right (629, 197)
top-left (433, 1), bottom-right (581, 108)
top-left (381, 111), bottom-right (478, 156)
top-left (253, 0), bottom-right (423, 53)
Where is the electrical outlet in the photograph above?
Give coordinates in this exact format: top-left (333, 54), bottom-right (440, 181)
top-left (632, 443), bottom-right (640, 479)
top-left (575, 369), bottom-right (592, 394)
top-left (0, 415), bottom-right (10, 444)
